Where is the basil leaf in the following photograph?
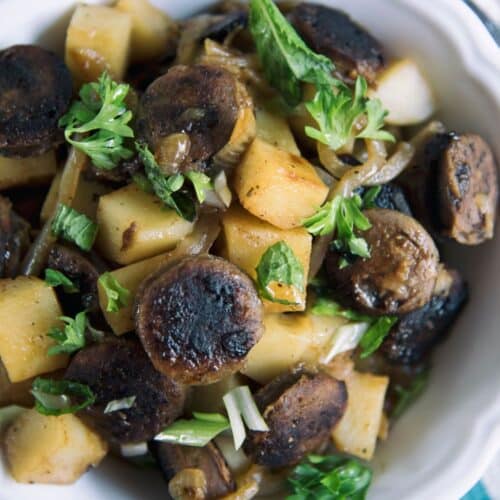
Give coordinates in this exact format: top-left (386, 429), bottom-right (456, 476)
top-left (98, 272), bottom-right (130, 313)
top-left (51, 203), bottom-right (98, 252)
top-left (255, 241), bottom-right (304, 304)
top-left (47, 311), bottom-right (87, 356)
top-left (31, 378), bottom-right (95, 416)
top-left (44, 268), bottom-right (79, 294)
top-left (359, 316), bottom-right (398, 359)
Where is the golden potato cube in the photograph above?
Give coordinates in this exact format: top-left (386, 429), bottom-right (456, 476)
top-left (65, 4), bottom-right (132, 85)
top-left (5, 409), bottom-right (108, 484)
top-left (332, 371), bottom-right (389, 460)
top-left (233, 138), bottom-right (328, 229)
top-left (255, 107), bottom-right (300, 156)
top-left (220, 204), bottom-right (311, 312)
top-left (96, 184), bottom-right (194, 265)
top-left (115, 0), bottom-right (178, 63)
top-left (0, 362), bottom-right (33, 407)
top-left (0, 277), bottom-right (68, 383)
top-left (0, 151), bottom-right (56, 190)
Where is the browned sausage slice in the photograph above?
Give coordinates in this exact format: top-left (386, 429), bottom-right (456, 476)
top-left (149, 441), bottom-right (235, 498)
top-left (0, 45), bottom-right (72, 157)
top-left (64, 337), bottom-right (186, 444)
top-left (438, 133), bottom-right (498, 245)
top-left (326, 208), bottom-right (439, 316)
top-left (289, 4), bottom-right (385, 84)
top-left (137, 65), bottom-right (239, 173)
top-left (243, 368), bottom-right (347, 467)
top-left (135, 255), bottom-right (263, 385)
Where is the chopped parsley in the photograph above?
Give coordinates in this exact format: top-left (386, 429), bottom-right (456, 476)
top-left (98, 272), bottom-right (130, 313)
top-left (47, 311), bottom-right (87, 356)
top-left (44, 268), bottom-right (79, 294)
top-left (185, 171), bottom-right (212, 204)
top-left (51, 203), bottom-right (98, 252)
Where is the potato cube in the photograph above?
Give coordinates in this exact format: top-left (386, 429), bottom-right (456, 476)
top-left (65, 4), bottom-right (132, 85)
top-left (233, 138), bottom-right (328, 229)
top-left (96, 184), bottom-right (194, 265)
top-left (0, 362), bottom-right (33, 407)
top-left (115, 0), bottom-right (178, 63)
top-left (255, 107), bottom-right (300, 156)
top-left (0, 151), bottom-right (56, 190)
top-left (332, 371), bottom-right (389, 460)
top-left (220, 204), bottom-right (311, 312)
top-left (5, 409), bottom-right (108, 484)
top-left (0, 277), bottom-right (68, 383)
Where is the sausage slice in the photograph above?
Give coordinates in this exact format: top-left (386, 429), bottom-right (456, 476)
top-left (150, 441), bottom-right (235, 499)
top-left (438, 133), bottom-right (498, 245)
top-left (137, 65), bottom-right (240, 173)
top-left (0, 45), bottom-right (72, 157)
top-left (326, 208), bottom-right (439, 316)
top-left (135, 255), bottom-right (263, 385)
top-left (289, 4), bottom-right (384, 84)
top-left (243, 368), bottom-right (347, 467)
top-left (64, 337), bottom-right (186, 444)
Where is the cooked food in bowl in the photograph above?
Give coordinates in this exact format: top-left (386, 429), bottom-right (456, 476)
top-left (0, 0), bottom-right (497, 498)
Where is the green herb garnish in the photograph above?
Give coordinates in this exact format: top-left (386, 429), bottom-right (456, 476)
top-left (59, 72), bottom-right (134, 170)
top-left (287, 454), bottom-right (372, 500)
top-left (44, 268), bottom-right (79, 294)
top-left (255, 241), bottom-right (304, 304)
top-left (31, 378), bottom-right (95, 416)
top-left (361, 186), bottom-right (382, 209)
top-left (154, 412), bottom-right (230, 447)
top-left (47, 311), bottom-right (87, 356)
top-left (51, 203), bottom-right (98, 252)
top-left (185, 171), bottom-right (212, 204)
top-left (392, 370), bottom-right (430, 419)
top-left (98, 272), bottom-right (130, 313)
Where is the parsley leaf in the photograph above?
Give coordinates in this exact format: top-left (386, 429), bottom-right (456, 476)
top-left (136, 143), bottom-right (197, 222)
top-left (249, 0), bottom-right (335, 106)
top-left (59, 72), bottom-right (135, 170)
top-left (361, 186), bottom-right (382, 209)
top-left (287, 454), bottom-right (372, 500)
top-left (185, 171), bottom-right (212, 203)
top-left (47, 311), bottom-right (87, 356)
top-left (44, 268), bottom-right (79, 294)
top-left (392, 370), bottom-right (429, 419)
top-left (31, 378), bottom-right (95, 416)
top-left (98, 272), bottom-right (130, 313)
top-left (51, 203), bottom-right (98, 252)
top-left (255, 241), bottom-right (304, 304)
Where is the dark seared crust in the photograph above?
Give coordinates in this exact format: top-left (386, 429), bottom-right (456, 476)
top-left (289, 3), bottom-right (384, 84)
top-left (64, 338), bottom-right (185, 444)
top-left (0, 196), bottom-right (30, 278)
top-left (47, 245), bottom-right (102, 314)
top-left (149, 442), bottom-right (236, 498)
top-left (438, 133), bottom-right (498, 245)
top-left (137, 65), bottom-right (239, 172)
top-left (371, 183), bottom-right (413, 216)
top-left (326, 209), bottom-right (439, 316)
top-left (0, 45), bottom-right (72, 157)
top-left (243, 368), bottom-right (347, 467)
top-left (135, 255), bottom-right (263, 385)
top-left (380, 267), bottom-right (468, 365)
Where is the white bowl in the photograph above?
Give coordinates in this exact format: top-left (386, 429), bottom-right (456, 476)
top-left (1, 0), bottom-right (499, 499)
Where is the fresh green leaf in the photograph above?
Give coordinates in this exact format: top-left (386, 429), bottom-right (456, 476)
top-left (51, 203), bottom-right (98, 252)
top-left (31, 378), bottom-right (95, 416)
top-left (47, 311), bottom-right (87, 356)
top-left (359, 316), bottom-right (398, 359)
top-left (361, 186), bottom-right (382, 209)
top-left (357, 98), bottom-right (395, 142)
top-left (392, 370), bottom-right (430, 419)
top-left (287, 454), bottom-right (372, 500)
top-left (132, 172), bottom-right (154, 193)
top-left (98, 272), bottom-right (130, 313)
top-left (311, 297), bottom-right (368, 322)
top-left (136, 142), bottom-right (197, 222)
top-left (255, 241), bottom-right (304, 304)
top-left (249, 0), bottom-right (335, 106)
top-left (44, 268), bottom-right (79, 294)
top-left (104, 396), bottom-right (136, 414)
top-left (59, 72), bottom-right (135, 169)
top-left (185, 171), bottom-right (212, 204)
top-left (154, 412), bottom-right (230, 447)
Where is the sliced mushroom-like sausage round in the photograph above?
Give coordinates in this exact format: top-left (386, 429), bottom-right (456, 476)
top-left (379, 266), bottom-right (468, 365)
top-left (137, 65), bottom-right (241, 173)
top-left (0, 45), bottom-right (72, 157)
top-left (326, 208), bottom-right (440, 316)
top-left (135, 255), bottom-right (263, 385)
top-left (243, 368), bottom-right (347, 467)
top-left (150, 441), bottom-right (235, 499)
top-left (289, 4), bottom-right (384, 84)
top-left (438, 133), bottom-right (498, 245)
top-left (64, 337), bottom-right (186, 444)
